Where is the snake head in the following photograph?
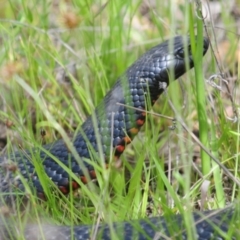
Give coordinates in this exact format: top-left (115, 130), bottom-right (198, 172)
top-left (173, 36), bottom-right (209, 76)
top-left (151, 36), bottom-right (209, 83)
top-left (130, 36), bottom-right (209, 95)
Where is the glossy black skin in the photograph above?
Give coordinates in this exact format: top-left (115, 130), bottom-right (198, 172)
top-left (21, 206), bottom-right (238, 240)
top-left (2, 36), bottom-right (235, 240)
top-left (2, 202), bottom-right (239, 239)
top-left (0, 36), bottom-right (208, 195)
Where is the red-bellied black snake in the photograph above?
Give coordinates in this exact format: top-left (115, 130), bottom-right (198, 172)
top-left (1, 36), bottom-right (239, 240)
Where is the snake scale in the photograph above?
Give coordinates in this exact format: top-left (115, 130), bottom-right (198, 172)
top-left (0, 35), bottom-right (239, 239)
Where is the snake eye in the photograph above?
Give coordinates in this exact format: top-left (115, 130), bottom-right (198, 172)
top-left (176, 45), bottom-right (192, 58)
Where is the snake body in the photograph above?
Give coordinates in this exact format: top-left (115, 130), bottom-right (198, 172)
top-left (1, 36), bottom-right (238, 239)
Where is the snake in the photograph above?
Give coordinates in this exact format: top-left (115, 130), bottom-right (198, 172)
top-left (0, 35), bottom-right (239, 239)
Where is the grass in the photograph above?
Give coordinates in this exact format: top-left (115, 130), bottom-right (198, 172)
top-left (0, 0), bottom-right (239, 239)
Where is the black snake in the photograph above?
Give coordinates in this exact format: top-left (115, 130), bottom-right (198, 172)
top-left (0, 35), bottom-right (239, 239)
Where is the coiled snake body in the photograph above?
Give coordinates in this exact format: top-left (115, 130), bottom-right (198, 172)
top-left (0, 36), bottom-right (239, 239)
